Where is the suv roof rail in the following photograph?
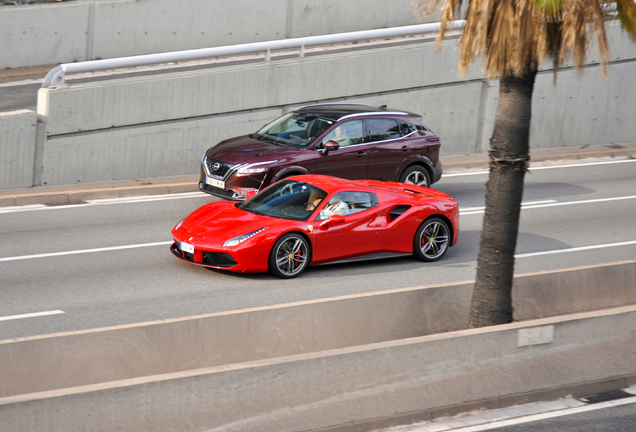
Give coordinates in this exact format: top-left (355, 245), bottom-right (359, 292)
top-left (295, 102), bottom-right (373, 110)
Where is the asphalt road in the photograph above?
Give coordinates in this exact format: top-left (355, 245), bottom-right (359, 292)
top-left (488, 403), bottom-right (636, 432)
top-left (1, 158), bottom-right (635, 340)
top-left (382, 388), bottom-right (636, 431)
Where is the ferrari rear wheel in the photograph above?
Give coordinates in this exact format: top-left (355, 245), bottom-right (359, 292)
top-left (413, 217), bottom-right (450, 262)
top-left (269, 233), bottom-right (311, 278)
top-left (400, 165), bottom-right (431, 188)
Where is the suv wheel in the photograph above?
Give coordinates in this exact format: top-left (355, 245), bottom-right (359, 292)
top-left (400, 166), bottom-right (431, 187)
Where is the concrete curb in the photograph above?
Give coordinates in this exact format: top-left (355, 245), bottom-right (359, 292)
top-left (0, 143), bottom-right (634, 207)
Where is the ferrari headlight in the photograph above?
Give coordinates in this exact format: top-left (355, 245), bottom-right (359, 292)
top-left (236, 160), bottom-right (278, 176)
top-left (223, 227), bottom-right (268, 247)
top-left (174, 217), bottom-right (185, 230)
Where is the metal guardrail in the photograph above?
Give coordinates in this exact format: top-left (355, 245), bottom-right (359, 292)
top-left (41, 20), bottom-right (467, 88)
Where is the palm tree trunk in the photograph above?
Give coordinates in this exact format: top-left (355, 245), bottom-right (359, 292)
top-left (468, 68), bottom-right (538, 328)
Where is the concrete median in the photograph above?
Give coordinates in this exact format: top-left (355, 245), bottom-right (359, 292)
top-left (0, 260), bottom-right (635, 431)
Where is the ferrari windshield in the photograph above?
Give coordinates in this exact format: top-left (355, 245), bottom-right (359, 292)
top-left (239, 180), bottom-right (327, 221)
top-left (253, 113), bottom-right (334, 148)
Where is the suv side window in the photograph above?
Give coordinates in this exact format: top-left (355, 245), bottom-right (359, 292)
top-left (321, 120), bottom-right (365, 147)
top-left (367, 118), bottom-right (401, 142)
top-left (316, 191), bottom-right (377, 220)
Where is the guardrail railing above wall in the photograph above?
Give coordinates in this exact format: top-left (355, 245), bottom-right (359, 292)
top-left (41, 20), bottom-right (467, 88)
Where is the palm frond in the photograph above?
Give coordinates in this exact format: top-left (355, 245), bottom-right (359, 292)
top-left (530, 0), bottom-right (564, 18)
top-left (414, 0), bottom-right (634, 80)
top-left (616, 0), bottom-right (636, 39)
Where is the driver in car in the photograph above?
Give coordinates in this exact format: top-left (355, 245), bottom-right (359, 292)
top-left (319, 196), bottom-right (349, 218)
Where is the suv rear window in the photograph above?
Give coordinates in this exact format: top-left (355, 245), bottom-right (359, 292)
top-left (367, 118), bottom-right (401, 142)
top-left (399, 120), bottom-right (418, 136)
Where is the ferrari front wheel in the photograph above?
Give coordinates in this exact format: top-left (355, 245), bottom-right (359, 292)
top-left (269, 233), bottom-right (311, 278)
top-left (413, 217), bottom-right (450, 262)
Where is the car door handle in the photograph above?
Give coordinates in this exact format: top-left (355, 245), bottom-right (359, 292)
top-left (356, 151), bottom-right (366, 157)
top-left (401, 145), bottom-right (409, 152)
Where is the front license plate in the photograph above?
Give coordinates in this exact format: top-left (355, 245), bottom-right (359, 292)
top-left (181, 242), bottom-right (195, 254)
top-left (205, 176), bottom-right (225, 189)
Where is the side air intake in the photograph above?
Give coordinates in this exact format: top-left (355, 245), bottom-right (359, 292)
top-left (388, 205), bottom-right (411, 222)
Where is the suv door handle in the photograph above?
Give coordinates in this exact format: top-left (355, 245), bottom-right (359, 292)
top-left (356, 151), bottom-right (366, 157)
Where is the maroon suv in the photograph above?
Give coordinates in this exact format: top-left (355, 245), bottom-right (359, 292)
top-left (199, 103), bottom-right (443, 200)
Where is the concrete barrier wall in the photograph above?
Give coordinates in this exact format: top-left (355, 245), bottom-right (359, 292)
top-left (0, 281), bottom-right (474, 398)
top-left (513, 260), bottom-right (636, 320)
top-left (0, 3), bottom-right (89, 69)
top-left (1, 260), bottom-right (634, 400)
top-left (30, 22), bottom-right (636, 186)
top-left (0, 0), bottom-right (428, 69)
top-left (42, 108), bottom-right (283, 182)
top-left (40, 41), bottom-right (474, 136)
top-left (0, 110), bottom-right (37, 189)
top-left (2, 305), bottom-right (636, 432)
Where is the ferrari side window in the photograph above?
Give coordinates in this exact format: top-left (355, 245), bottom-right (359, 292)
top-left (243, 180), bottom-right (327, 221)
top-left (317, 191), bottom-right (376, 220)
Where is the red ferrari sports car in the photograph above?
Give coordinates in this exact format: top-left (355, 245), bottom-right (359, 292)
top-left (171, 175), bottom-right (458, 278)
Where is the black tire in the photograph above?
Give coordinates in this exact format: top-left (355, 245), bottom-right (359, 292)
top-left (269, 233), bottom-right (311, 278)
top-left (400, 165), bottom-right (431, 188)
top-left (413, 217), bottom-right (450, 262)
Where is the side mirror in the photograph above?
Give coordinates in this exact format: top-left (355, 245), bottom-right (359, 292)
top-left (322, 140), bottom-right (340, 154)
top-left (319, 214), bottom-right (345, 229)
top-left (245, 190), bottom-right (258, 200)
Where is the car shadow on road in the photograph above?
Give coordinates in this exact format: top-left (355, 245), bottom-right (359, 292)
top-left (200, 230), bottom-right (572, 281)
top-left (437, 181), bottom-right (594, 209)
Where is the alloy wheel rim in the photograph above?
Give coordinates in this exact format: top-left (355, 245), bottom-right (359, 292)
top-left (405, 171), bottom-right (428, 187)
top-left (276, 237), bottom-right (308, 276)
top-left (420, 221), bottom-right (449, 259)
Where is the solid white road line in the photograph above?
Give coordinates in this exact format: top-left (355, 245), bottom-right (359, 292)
top-left (460, 200), bottom-right (557, 213)
top-left (0, 310), bottom-right (65, 322)
top-left (2, 238), bottom-right (636, 264)
top-left (444, 158), bottom-right (636, 177)
top-left (0, 192), bottom-right (209, 214)
top-left (515, 240), bottom-right (636, 258)
top-left (460, 194), bottom-right (636, 215)
top-left (2, 194), bottom-right (636, 264)
top-left (0, 241), bottom-right (173, 263)
top-left (1, 159), bottom-right (633, 215)
top-left (436, 395), bottom-right (636, 432)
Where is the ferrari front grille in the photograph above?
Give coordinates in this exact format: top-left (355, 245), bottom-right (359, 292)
top-left (202, 252), bottom-right (238, 268)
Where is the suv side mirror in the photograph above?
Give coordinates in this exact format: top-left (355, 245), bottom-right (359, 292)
top-left (322, 140), bottom-right (340, 154)
top-left (245, 190), bottom-right (258, 200)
